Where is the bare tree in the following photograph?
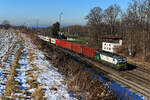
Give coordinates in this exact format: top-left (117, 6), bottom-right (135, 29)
top-left (85, 7), bottom-right (103, 26)
top-left (1, 20), bottom-right (11, 29)
top-left (84, 0), bottom-right (150, 60)
top-left (2, 20), bottom-right (10, 25)
top-left (85, 7), bottom-right (104, 45)
top-left (104, 4), bottom-right (121, 34)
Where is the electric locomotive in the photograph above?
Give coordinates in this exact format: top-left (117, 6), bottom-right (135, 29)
top-left (95, 51), bottom-right (127, 69)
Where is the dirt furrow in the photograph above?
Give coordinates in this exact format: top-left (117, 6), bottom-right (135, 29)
top-left (1, 38), bottom-right (24, 99)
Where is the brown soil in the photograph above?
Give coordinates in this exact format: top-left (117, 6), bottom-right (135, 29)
top-left (31, 86), bottom-right (46, 100)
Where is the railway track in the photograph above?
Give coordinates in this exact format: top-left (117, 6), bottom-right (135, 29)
top-left (41, 40), bottom-right (150, 99)
top-left (136, 67), bottom-right (150, 75)
top-left (122, 71), bottom-right (150, 90)
top-left (126, 71), bottom-right (150, 85)
top-left (128, 62), bottom-right (150, 74)
top-left (83, 59), bottom-right (150, 99)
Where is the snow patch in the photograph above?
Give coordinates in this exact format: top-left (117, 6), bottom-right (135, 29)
top-left (27, 39), bottom-right (78, 100)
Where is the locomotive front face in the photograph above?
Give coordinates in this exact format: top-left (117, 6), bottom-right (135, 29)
top-left (115, 56), bottom-right (127, 69)
top-left (116, 56), bottom-right (126, 64)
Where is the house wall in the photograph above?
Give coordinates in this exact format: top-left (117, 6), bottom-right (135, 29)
top-left (102, 40), bottom-right (122, 53)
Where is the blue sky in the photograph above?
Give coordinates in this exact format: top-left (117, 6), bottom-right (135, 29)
top-left (0, 0), bottom-right (131, 27)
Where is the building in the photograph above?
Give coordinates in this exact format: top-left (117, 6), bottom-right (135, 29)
top-left (102, 34), bottom-right (122, 53)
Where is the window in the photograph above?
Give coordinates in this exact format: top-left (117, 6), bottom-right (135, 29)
top-left (113, 59), bottom-right (115, 61)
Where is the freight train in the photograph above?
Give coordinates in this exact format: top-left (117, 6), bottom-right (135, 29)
top-left (38, 35), bottom-right (127, 70)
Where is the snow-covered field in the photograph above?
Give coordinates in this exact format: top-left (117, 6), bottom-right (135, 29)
top-left (0, 29), bottom-right (19, 96)
top-left (0, 30), bottom-right (78, 99)
top-left (0, 30), bottom-right (16, 59)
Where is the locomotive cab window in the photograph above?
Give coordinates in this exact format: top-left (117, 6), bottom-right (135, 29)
top-left (113, 58), bottom-right (115, 61)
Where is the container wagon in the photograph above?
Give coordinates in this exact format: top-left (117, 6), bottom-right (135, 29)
top-left (71, 43), bottom-right (82, 53)
top-left (65, 41), bottom-right (72, 50)
top-left (60, 40), bottom-right (66, 48)
top-left (51, 38), bottom-right (56, 44)
top-left (82, 46), bottom-right (98, 58)
top-left (55, 39), bottom-right (60, 46)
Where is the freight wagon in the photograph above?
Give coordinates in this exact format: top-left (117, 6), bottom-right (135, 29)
top-left (55, 39), bottom-right (59, 46)
top-left (82, 46), bottom-right (97, 58)
top-left (51, 38), bottom-right (56, 44)
top-left (60, 40), bottom-right (66, 48)
top-left (38, 35), bottom-right (50, 42)
top-left (71, 43), bottom-right (82, 53)
top-left (64, 41), bottom-right (72, 50)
